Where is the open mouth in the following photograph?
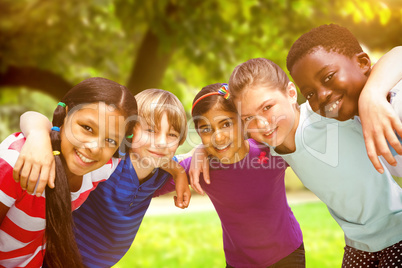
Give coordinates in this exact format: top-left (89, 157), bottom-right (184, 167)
top-left (75, 150), bottom-right (96, 163)
top-left (325, 98), bottom-right (342, 113)
top-left (214, 143), bottom-right (231, 152)
top-left (264, 127), bottom-right (277, 137)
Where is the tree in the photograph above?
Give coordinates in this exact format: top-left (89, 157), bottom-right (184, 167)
top-left (0, 0), bottom-right (401, 100)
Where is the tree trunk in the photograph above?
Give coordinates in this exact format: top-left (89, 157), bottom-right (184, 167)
top-left (126, 29), bottom-right (175, 95)
top-left (0, 66), bottom-right (72, 99)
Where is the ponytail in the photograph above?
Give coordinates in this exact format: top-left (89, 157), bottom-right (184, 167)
top-left (44, 104), bottom-right (84, 267)
top-left (42, 77), bottom-right (137, 267)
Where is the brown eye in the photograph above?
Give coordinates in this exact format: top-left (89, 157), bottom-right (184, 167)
top-left (263, 105), bottom-right (272, 111)
top-left (324, 73), bottom-right (334, 83)
top-left (305, 92), bottom-right (314, 100)
top-left (106, 138), bottom-right (117, 146)
top-left (81, 125), bottom-right (93, 132)
top-left (200, 128), bottom-right (212, 133)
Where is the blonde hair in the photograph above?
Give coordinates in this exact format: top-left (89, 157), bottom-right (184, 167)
top-left (229, 58), bottom-right (290, 98)
top-left (135, 88), bottom-right (187, 145)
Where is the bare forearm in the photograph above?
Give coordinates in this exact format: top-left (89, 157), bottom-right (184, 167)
top-left (20, 111), bottom-right (52, 137)
top-left (362, 46), bottom-right (402, 98)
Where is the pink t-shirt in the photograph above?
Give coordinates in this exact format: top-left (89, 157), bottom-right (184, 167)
top-left (0, 132), bottom-right (119, 268)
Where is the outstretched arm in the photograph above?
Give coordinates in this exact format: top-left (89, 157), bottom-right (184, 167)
top-left (359, 46), bottom-right (402, 173)
top-left (14, 111), bottom-right (55, 196)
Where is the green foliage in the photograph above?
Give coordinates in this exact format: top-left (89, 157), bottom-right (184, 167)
top-left (113, 201), bottom-right (344, 268)
top-left (0, 88), bottom-right (56, 140)
top-left (1, 0), bottom-right (401, 96)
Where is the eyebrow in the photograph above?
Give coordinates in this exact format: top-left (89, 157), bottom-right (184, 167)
top-left (241, 101), bottom-right (271, 117)
top-left (82, 116), bottom-right (121, 141)
top-left (298, 64), bottom-right (333, 93)
top-left (81, 116), bottom-right (98, 128)
top-left (198, 116), bottom-right (235, 128)
top-left (316, 64), bottom-right (332, 78)
top-left (197, 123), bottom-right (211, 129)
top-left (217, 117), bottom-right (235, 124)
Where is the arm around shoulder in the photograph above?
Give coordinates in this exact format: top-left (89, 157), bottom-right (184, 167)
top-left (14, 111), bottom-right (55, 197)
top-left (358, 46), bottom-right (402, 173)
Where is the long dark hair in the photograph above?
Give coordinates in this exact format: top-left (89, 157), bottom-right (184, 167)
top-left (45, 77), bottom-right (137, 267)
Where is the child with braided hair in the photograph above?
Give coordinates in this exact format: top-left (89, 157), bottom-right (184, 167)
top-left (0, 77), bottom-right (138, 267)
top-left (14, 88), bottom-right (191, 268)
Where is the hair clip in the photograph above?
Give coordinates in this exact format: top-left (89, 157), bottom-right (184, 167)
top-left (53, 151), bottom-right (61, 156)
top-left (126, 134), bottom-right (133, 139)
top-left (218, 83), bottom-right (230, 99)
top-left (57, 102), bottom-right (66, 108)
top-left (51, 126), bottom-right (60, 132)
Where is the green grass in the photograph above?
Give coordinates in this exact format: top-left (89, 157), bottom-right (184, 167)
top-left (114, 201), bottom-right (344, 268)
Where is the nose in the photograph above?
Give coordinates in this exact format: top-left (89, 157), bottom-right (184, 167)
top-left (317, 87), bottom-right (332, 107)
top-left (154, 133), bottom-right (167, 148)
top-left (256, 118), bottom-right (269, 130)
top-left (83, 140), bottom-right (100, 154)
top-left (214, 130), bottom-right (226, 143)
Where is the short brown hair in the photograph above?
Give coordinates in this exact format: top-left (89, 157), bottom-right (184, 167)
top-left (135, 88), bottom-right (188, 145)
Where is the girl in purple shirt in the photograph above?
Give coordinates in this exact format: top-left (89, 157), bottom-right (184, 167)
top-left (163, 83), bottom-right (304, 267)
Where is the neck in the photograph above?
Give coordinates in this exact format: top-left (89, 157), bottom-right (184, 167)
top-left (64, 165), bottom-right (83, 192)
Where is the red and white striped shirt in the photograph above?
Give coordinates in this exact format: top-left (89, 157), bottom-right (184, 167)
top-left (0, 133), bottom-right (119, 268)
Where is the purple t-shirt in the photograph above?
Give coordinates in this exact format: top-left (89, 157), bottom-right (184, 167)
top-left (180, 139), bottom-right (303, 267)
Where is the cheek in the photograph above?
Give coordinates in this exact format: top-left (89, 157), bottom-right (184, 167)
top-left (199, 134), bottom-right (211, 145)
top-left (102, 147), bottom-right (118, 160)
top-left (307, 99), bottom-right (319, 110)
top-left (132, 133), bottom-right (150, 148)
top-left (247, 131), bottom-right (260, 141)
top-left (244, 120), bottom-right (257, 131)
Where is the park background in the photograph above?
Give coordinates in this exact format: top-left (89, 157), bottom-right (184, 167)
top-left (1, 0), bottom-right (401, 267)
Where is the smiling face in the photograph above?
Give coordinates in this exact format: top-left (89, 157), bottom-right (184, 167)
top-left (290, 47), bottom-right (370, 121)
top-left (196, 106), bottom-right (248, 163)
top-left (130, 112), bottom-right (180, 169)
top-left (60, 102), bottom-right (126, 177)
top-left (235, 83), bottom-right (299, 153)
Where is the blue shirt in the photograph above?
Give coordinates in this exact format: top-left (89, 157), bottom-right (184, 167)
top-left (73, 156), bottom-right (171, 268)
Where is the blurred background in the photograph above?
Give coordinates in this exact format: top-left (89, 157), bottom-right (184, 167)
top-left (1, 0), bottom-right (401, 267)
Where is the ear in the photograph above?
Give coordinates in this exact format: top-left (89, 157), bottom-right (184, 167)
top-left (287, 82), bottom-right (298, 104)
top-left (355, 52), bottom-right (371, 76)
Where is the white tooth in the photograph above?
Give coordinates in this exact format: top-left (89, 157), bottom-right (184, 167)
top-left (76, 150), bottom-right (95, 163)
top-left (327, 100), bottom-right (339, 112)
top-left (216, 144), bottom-right (230, 150)
top-left (265, 128), bottom-right (275, 136)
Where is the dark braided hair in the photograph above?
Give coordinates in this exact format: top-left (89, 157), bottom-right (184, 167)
top-left (286, 24), bottom-right (364, 73)
top-left (44, 77), bottom-right (137, 267)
